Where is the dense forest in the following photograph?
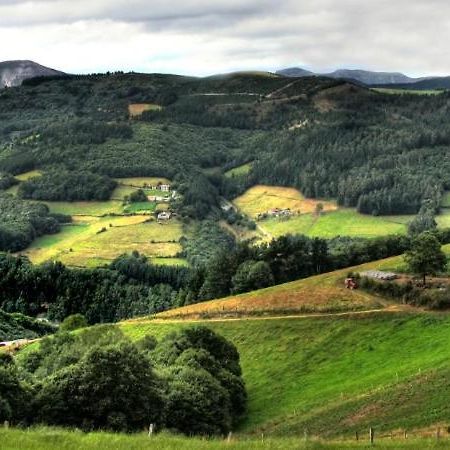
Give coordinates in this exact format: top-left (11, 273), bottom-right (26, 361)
top-left (2, 229), bottom-right (450, 324)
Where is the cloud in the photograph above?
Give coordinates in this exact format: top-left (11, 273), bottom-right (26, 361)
top-left (0, 0), bottom-right (449, 76)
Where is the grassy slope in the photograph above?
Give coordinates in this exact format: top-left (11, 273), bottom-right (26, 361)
top-left (118, 245), bottom-right (450, 437)
top-left (261, 210), bottom-right (408, 239)
top-left (121, 313), bottom-right (450, 438)
top-left (18, 216), bottom-right (184, 267)
top-left (234, 185), bottom-right (337, 217)
top-left (233, 186), bottom-right (410, 238)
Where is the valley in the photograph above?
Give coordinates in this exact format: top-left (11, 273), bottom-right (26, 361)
top-left (1, 69), bottom-right (450, 448)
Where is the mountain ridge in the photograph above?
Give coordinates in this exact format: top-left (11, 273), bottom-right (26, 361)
top-left (0, 60), bottom-right (65, 88)
top-left (276, 66), bottom-right (435, 85)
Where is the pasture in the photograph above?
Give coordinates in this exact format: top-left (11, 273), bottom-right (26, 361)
top-left (260, 209), bottom-right (408, 239)
top-left (233, 185), bottom-right (337, 218)
top-left (122, 312), bottom-right (450, 439)
top-left (18, 216), bottom-right (185, 267)
top-left (38, 200), bottom-right (123, 216)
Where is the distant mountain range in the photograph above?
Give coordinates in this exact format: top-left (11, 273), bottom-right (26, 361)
top-left (276, 67), bottom-right (435, 86)
top-left (0, 60), bottom-right (64, 88)
top-left (1, 59), bottom-right (449, 91)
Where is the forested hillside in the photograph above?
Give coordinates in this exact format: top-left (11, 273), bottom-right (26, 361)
top-left (0, 72), bottom-right (448, 222)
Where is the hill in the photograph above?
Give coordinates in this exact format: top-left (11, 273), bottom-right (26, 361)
top-left (121, 312), bottom-right (450, 439)
top-left (0, 60), bottom-right (64, 88)
top-left (276, 67), bottom-right (432, 85)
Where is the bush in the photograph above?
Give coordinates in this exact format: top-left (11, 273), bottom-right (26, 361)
top-left (59, 314), bottom-right (88, 332)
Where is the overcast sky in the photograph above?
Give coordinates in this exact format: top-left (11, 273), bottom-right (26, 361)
top-left (1, 0), bottom-right (449, 77)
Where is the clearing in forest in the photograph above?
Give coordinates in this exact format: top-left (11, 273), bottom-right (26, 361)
top-left (233, 185), bottom-right (336, 218)
top-left (128, 103), bottom-right (162, 117)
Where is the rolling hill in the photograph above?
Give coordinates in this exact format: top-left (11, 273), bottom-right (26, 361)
top-left (116, 245), bottom-right (450, 439)
top-left (0, 60), bottom-right (64, 88)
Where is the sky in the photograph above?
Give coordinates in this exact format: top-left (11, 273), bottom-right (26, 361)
top-left (1, 0), bottom-right (449, 77)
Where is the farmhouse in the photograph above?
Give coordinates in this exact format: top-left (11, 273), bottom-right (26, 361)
top-left (148, 195), bottom-right (168, 202)
top-left (159, 184), bottom-right (171, 192)
top-left (265, 208), bottom-right (292, 218)
top-left (157, 211), bottom-right (172, 221)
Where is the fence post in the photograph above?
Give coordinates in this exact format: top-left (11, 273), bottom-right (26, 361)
top-left (227, 431), bottom-right (232, 443)
top-left (369, 427), bottom-right (374, 445)
top-left (404, 430), bottom-right (407, 439)
top-left (437, 428), bottom-right (441, 440)
top-left (148, 423), bottom-right (154, 437)
top-left (261, 433), bottom-right (264, 443)
top-left (355, 431), bottom-right (359, 441)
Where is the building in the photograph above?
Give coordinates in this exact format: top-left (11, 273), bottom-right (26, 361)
top-left (159, 184), bottom-right (171, 192)
top-left (157, 211), bottom-right (172, 221)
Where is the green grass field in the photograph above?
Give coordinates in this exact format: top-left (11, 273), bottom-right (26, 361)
top-left (38, 200), bottom-right (124, 216)
top-left (3, 427), bottom-right (449, 450)
top-left (123, 201), bottom-right (157, 213)
top-left (18, 216), bottom-right (185, 267)
top-left (233, 186), bottom-right (415, 239)
top-left (260, 209), bottom-right (408, 239)
top-left (121, 312), bottom-right (450, 439)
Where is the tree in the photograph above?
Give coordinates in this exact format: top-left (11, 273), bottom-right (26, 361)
top-left (408, 207), bottom-right (437, 236)
top-left (59, 313), bottom-right (88, 332)
top-left (36, 342), bottom-right (164, 431)
top-left (404, 232), bottom-right (447, 285)
top-left (231, 260), bottom-right (274, 294)
top-left (127, 189), bottom-right (148, 203)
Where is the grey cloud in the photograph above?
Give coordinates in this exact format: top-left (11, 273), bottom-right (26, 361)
top-left (1, 0), bottom-right (450, 76)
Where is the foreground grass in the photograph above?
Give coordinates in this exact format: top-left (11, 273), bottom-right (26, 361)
top-left (2, 427), bottom-right (450, 450)
top-left (122, 310), bottom-right (450, 437)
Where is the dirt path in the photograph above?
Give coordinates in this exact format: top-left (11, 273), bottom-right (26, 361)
top-left (124, 304), bottom-right (412, 325)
